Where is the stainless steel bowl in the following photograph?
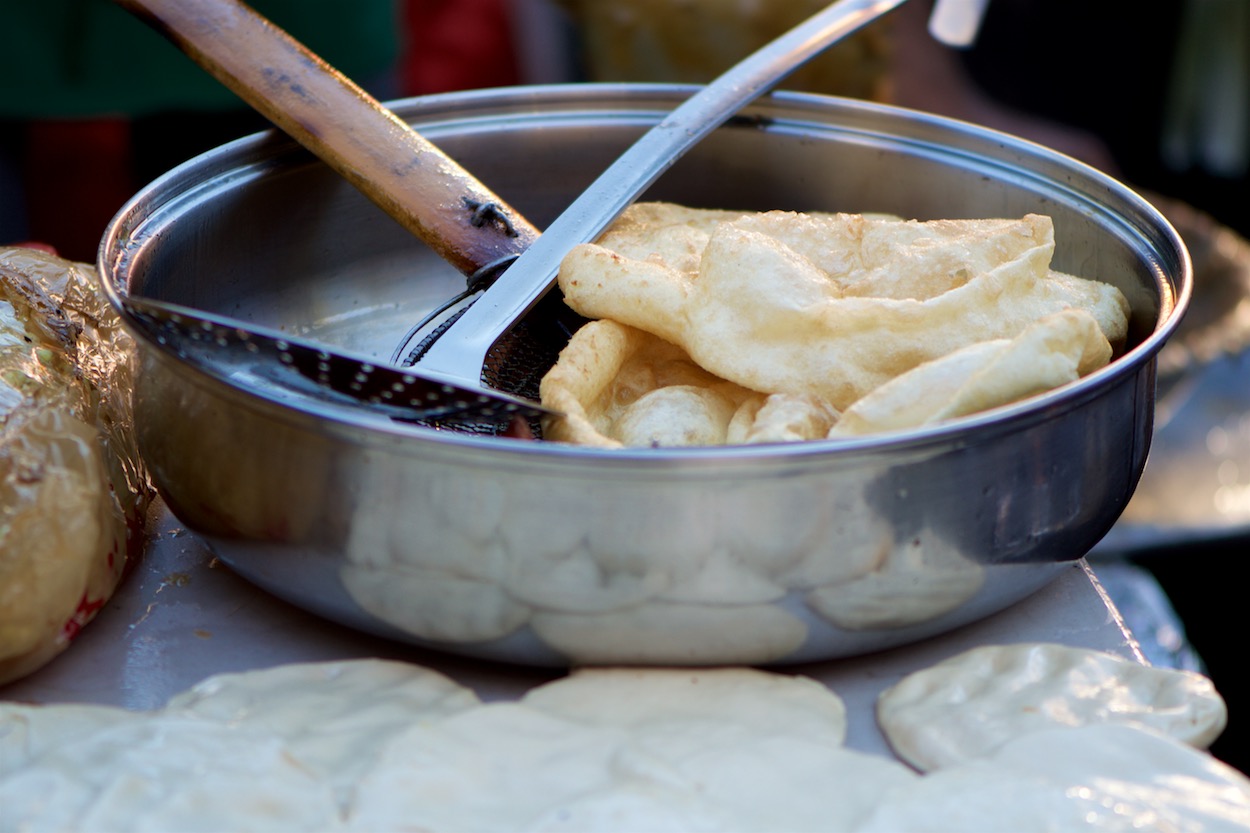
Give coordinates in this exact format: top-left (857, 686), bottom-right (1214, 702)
top-left (100, 85), bottom-right (1190, 667)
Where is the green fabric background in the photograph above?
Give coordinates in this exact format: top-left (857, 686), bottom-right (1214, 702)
top-left (0, 0), bottom-right (401, 118)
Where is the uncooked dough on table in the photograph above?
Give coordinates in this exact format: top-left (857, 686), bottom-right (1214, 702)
top-left (1, 501), bottom-right (1144, 762)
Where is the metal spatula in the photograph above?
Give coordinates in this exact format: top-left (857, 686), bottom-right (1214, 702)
top-left (121, 295), bottom-right (553, 424)
top-left (406, 0), bottom-right (911, 390)
top-left (116, 0), bottom-right (910, 422)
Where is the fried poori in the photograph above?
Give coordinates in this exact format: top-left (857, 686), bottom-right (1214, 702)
top-left (542, 203), bottom-right (1130, 447)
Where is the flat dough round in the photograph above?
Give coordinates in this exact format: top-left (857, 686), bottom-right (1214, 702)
top-left (608, 731), bottom-right (916, 833)
top-left (521, 666), bottom-right (848, 747)
top-left (165, 659), bottom-right (481, 795)
top-left (0, 715), bottom-right (342, 832)
top-left (876, 642), bottom-right (1228, 771)
top-left (348, 702), bottom-right (629, 832)
top-left (519, 668), bottom-right (909, 832)
top-left (856, 724), bottom-right (1250, 832)
top-left (0, 702), bottom-right (138, 771)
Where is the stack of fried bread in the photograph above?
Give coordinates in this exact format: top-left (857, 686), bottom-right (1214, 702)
top-left (541, 203), bottom-right (1130, 447)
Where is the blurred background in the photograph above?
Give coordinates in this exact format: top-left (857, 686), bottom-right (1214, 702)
top-left (6, 1), bottom-right (1248, 262)
top-left (3, 0), bottom-right (1248, 770)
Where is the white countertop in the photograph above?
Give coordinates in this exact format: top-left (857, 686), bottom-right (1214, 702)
top-left (2, 500), bottom-right (1143, 762)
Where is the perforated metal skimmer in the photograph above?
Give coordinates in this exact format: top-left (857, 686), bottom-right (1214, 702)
top-left (120, 296), bottom-right (554, 424)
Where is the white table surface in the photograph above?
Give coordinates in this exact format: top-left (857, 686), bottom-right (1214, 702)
top-left (1, 500), bottom-right (1143, 762)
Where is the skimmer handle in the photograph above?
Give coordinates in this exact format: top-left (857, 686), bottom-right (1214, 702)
top-left (115, 0), bottom-right (539, 278)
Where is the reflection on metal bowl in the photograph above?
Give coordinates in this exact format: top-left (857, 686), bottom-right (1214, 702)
top-left (1096, 196), bottom-right (1250, 552)
top-left (100, 85), bottom-right (1190, 666)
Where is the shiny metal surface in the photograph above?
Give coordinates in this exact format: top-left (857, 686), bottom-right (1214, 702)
top-left (1095, 351), bottom-right (1250, 552)
top-left (100, 85), bottom-right (1190, 666)
top-left (1094, 197), bottom-right (1250, 553)
top-left (118, 294), bottom-right (554, 422)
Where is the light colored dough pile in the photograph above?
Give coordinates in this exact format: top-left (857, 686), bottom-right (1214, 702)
top-left (2, 661), bottom-right (910, 832)
top-left (541, 203), bottom-right (1131, 447)
top-left (2, 647), bottom-right (1246, 832)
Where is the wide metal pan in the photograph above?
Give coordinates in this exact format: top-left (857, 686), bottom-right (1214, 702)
top-left (100, 85), bottom-right (1190, 666)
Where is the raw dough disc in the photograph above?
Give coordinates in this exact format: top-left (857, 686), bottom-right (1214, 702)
top-left (876, 642), bottom-right (1228, 771)
top-left (856, 724), bottom-right (1250, 832)
top-left (165, 658), bottom-right (482, 796)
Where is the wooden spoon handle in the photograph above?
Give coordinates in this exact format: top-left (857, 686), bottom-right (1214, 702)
top-left (115, 0), bottom-right (540, 277)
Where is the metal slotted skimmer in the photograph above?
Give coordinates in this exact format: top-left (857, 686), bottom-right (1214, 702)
top-left (116, 0), bottom-right (912, 433)
top-left (119, 296), bottom-right (552, 424)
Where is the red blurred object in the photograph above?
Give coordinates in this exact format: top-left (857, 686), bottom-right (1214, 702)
top-left (8, 242), bottom-right (59, 255)
top-left (22, 119), bottom-right (133, 263)
top-left (400, 0), bottom-right (521, 95)
top-left (502, 414), bottom-right (536, 440)
top-left (9, 2), bottom-right (523, 262)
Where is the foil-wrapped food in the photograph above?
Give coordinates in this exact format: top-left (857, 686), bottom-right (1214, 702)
top-left (0, 247), bottom-right (151, 685)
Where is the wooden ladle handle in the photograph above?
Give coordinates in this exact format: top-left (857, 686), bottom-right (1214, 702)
top-left (115, 0), bottom-right (540, 277)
